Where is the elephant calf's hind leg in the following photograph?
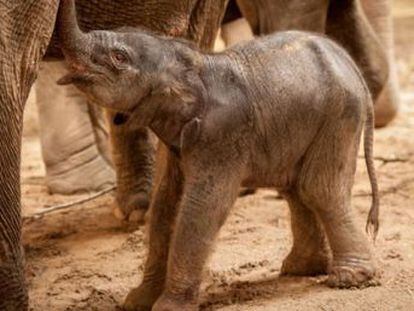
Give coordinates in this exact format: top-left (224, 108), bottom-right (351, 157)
top-left (298, 127), bottom-right (378, 288)
top-left (281, 191), bottom-right (331, 276)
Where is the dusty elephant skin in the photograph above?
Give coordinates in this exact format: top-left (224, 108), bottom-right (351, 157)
top-left (57, 1), bottom-right (380, 310)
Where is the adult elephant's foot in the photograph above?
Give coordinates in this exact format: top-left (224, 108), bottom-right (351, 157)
top-left (123, 281), bottom-right (164, 311)
top-left (326, 257), bottom-right (379, 288)
top-left (46, 154), bottom-right (115, 194)
top-left (0, 254), bottom-right (28, 310)
top-left (281, 249), bottom-right (330, 276)
top-left (152, 294), bottom-right (198, 311)
top-left (112, 191), bottom-right (150, 222)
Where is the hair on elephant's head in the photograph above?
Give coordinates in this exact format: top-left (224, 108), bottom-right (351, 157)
top-left (57, 0), bottom-right (203, 126)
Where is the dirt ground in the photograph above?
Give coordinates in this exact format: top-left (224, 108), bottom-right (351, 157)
top-left (21, 2), bottom-right (414, 310)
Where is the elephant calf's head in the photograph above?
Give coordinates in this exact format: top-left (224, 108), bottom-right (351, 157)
top-left (57, 0), bottom-right (203, 127)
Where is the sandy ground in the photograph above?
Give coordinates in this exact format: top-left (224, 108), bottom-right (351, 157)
top-left (21, 3), bottom-right (414, 311)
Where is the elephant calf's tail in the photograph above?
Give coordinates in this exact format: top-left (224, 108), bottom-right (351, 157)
top-left (364, 95), bottom-right (380, 240)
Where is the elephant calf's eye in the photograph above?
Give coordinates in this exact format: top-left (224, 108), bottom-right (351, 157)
top-left (110, 50), bottom-right (129, 67)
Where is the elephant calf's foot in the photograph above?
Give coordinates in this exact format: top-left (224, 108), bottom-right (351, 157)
top-left (326, 258), bottom-right (379, 288)
top-left (123, 281), bottom-right (164, 311)
top-left (112, 191), bottom-right (150, 222)
top-left (281, 251), bottom-right (330, 276)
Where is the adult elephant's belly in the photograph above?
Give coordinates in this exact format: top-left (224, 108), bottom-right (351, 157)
top-left (44, 0), bottom-right (220, 60)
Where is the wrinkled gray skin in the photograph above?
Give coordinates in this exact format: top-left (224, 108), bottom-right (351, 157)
top-left (58, 0), bottom-right (380, 309)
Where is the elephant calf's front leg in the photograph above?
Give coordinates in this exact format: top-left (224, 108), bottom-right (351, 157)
top-left (153, 165), bottom-right (242, 311)
top-left (123, 147), bottom-right (182, 311)
top-left (109, 115), bottom-right (157, 222)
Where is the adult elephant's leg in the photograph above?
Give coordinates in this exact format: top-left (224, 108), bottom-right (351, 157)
top-left (236, 0), bottom-right (329, 34)
top-left (326, 0), bottom-right (389, 117)
top-left (36, 62), bottom-right (115, 194)
top-left (361, 0), bottom-right (399, 127)
top-left (0, 81), bottom-right (27, 310)
top-left (0, 1), bottom-right (59, 309)
top-left (185, 0), bottom-right (228, 49)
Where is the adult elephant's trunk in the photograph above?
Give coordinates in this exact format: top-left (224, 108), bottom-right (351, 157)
top-left (57, 0), bottom-right (90, 62)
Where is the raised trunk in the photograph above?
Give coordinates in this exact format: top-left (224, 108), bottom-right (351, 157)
top-left (0, 0), bottom-right (59, 308)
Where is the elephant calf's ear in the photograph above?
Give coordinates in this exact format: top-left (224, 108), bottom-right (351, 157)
top-left (180, 117), bottom-right (201, 152)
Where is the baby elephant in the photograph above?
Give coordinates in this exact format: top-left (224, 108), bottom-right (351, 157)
top-left (57, 1), bottom-right (380, 310)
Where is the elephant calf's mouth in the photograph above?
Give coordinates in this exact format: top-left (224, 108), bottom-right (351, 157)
top-left (113, 112), bottom-right (129, 125)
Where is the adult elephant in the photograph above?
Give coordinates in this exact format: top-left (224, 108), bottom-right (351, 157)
top-left (0, 0), bottom-right (391, 309)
